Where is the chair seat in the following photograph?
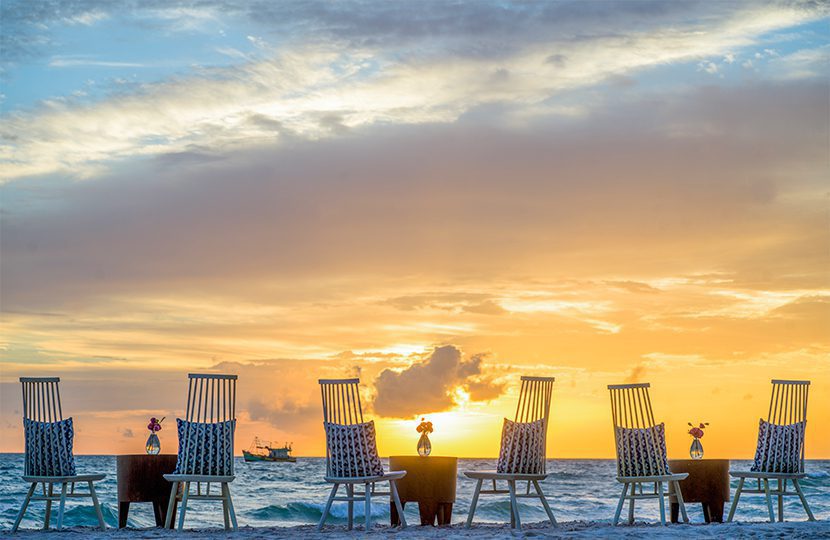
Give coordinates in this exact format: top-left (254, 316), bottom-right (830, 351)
top-left (616, 473), bottom-right (688, 483)
top-left (163, 473), bottom-right (235, 482)
top-left (324, 470), bottom-right (406, 484)
top-left (730, 470), bottom-right (807, 479)
top-left (23, 474), bottom-right (106, 483)
top-left (464, 470), bottom-right (548, 481)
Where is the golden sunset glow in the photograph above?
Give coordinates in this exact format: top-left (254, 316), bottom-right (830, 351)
top-left (1, 1), bottom-right (828, 462)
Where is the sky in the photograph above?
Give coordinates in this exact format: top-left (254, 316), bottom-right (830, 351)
top-left (0, 0), bottom-right (828, 459)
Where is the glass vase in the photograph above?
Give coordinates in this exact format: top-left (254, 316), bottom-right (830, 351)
top-left (689, 437), bottom-right (703, 460)
top-left (146, 432), bottom-right (161, 455)
top-left (417, 432), bottom-right (432, 457)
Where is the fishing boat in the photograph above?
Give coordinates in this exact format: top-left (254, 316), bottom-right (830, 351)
top-left (243, 437), bottom-right (296, 462)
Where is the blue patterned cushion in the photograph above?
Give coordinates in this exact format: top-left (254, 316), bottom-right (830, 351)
top-left (324, 421), bottom-right (384, 478)
top-left (615, 423), bottom-right (670, 477)
top-left (23, 418), bottom-right (76, 477)
top-left (497, 418), bottom-right (545, 474)
top-left (174, 418), bottom-right (236, 476)
top-left (751, 419), bottom-right (805, 473)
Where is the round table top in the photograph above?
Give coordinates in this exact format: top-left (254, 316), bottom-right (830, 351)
top-left (117, 454), bottom-right (177, 458)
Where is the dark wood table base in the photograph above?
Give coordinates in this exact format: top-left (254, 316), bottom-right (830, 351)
top-left (671, 501), bottom-right (724, 523)
top-left (390, 501), bottom-right (453, 526)
top-left (119, 498), bottom-right (177, 528)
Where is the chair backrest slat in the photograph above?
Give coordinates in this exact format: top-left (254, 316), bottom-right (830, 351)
top-left (608, 382), bottom-right (667, 477)
top-left (510, 376), bottom-right (554, 474)
top-left (178, 373), bottom-right (237, 476)
top-left (319, 378), bottom-right (365, 477)
top-left (766, 379), bottom-right (809, 472)
top-left (20, 377), bottom-right (70, 476)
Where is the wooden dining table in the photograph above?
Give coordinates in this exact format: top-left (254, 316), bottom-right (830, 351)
top-left (116, 454), bottom-right (178, 528)
top-left (388, 456), bottom-right (457, 526)
top-left (668, 459), bottom-right (730, 523)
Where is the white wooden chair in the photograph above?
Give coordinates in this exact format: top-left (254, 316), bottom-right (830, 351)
top-left (164, 373), bottom-right (238, 531)
top-left (12, 377), bottom-right (106, 532)
top-left (608, 383), bottom-right (689, 526)
top-left (465, 376), bottom-right (557, 530)
top-left (317, 378), bottom-right (407, 531)
top-left (727, 379), bottom-right (815, 523)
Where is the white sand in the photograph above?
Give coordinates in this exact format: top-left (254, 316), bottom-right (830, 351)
top-left (9, 520), bottom-right (830, 539)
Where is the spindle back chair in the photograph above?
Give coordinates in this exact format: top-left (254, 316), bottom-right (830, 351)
top-left (164, 373), bottom-right (238, 531)
top-left (12, 377), bottom-right (106, 532)
top-left (608, 383), bottom-right (688, 526)
top-left (317, 378), bottom-right (406, 531)
top-left (727, 380), bottom-right (814, 523)
top-left (465, 376), bottom-right (557, 530)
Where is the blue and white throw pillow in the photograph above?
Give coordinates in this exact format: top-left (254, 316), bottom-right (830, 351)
top-left (174, 418), bottom-right (236, 476)
top-left (615, 423), bottom-right (670, 477)
top-left (497, 418), bottom-right (545, 474)
top-left (751, 419), bottom-right (805, 474)
top-left (324, 421), bottom-right (384, 478)
top-left (23, 417), bottom-right (76, 477)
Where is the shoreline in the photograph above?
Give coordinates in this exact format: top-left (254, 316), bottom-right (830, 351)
top-left (8, 520), bottom-right (830, 539)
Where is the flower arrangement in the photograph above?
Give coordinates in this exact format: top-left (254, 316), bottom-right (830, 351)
top-left (148, 416), bottom-right (165, 433)
top-left (687, 422), bottom-right (708, 439)
top-left (416, 417), bottom-right (433, 434)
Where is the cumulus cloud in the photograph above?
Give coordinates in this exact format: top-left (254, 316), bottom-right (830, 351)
top-left (373, 345), bottom-right (504, 417)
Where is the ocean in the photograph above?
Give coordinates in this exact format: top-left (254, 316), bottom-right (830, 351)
top-left (1, 456), bottom-right (828, 531)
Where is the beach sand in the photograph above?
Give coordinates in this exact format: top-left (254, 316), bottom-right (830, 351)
top-left (9, 520), bottom-right (830, 539)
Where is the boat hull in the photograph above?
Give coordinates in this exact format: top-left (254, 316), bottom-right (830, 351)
top-left (243, 450), bottom-right (297, 463)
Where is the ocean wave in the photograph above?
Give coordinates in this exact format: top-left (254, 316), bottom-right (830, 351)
top-left (807, 471), bottom-right (829, 479)
top-left (248, 501), bottom-right (391, 524)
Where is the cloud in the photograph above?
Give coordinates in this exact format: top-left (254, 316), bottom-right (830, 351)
top-left (1, 78), bottom-right (826, 313)
top-left (373, 345), bottom-right (504, 417)
top-left (121, 427), bottom-right (134, 438)
top-left (625, 364), bottom-right (647, 383)
top-left (2, 1), bottom-right (827, 181)
top-left (247, 398), bottom-right (319, 431)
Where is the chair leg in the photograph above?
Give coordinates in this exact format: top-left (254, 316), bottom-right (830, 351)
top-left (673, 481), bottom-right (689, 524)
top-left (727, 477), bottom-right (744, 522)
top-left (390, 480), bottom-right (407, 528)
top-left (57, 482), bottom-right (68, 530)
top-left (44, 483), bottom-right (52, 530)
top-left (12, 482), bottom-right (37, 532)
top-left (532, 480), bottom-right (557, 526)
top-left (221, 486), bottom-right (230, 529)
top-left (613, 482), bottom-right (628, 526)
top-left (778, 478), bottom-right (787, 522)
top-left (222, 482), bottom-right (238, 530)
top-left (507, 480), bottom-right (521, 529)
top-left (164, 482), bottom-right (178, 529)
top-left (763, 479), bottom-right (774, 523)
top-left (317, 483), bottom-right (339, 531)
top-left (628, 488), bottom-right (636, 525)
top-left (466, 478), bottom-right (483, 528)
top-left (792, 478), bottom-right (815, 521)
top-left (346, 484), bottom-right (354, 530)
top-left (364, 482), bottom-right (372, 531)
top-left (177, 481), bottom-right (190, 532)
top-left (657, 481), bottom-right (666, 526)
top-left (89, 480), bottom-right (106, 530)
